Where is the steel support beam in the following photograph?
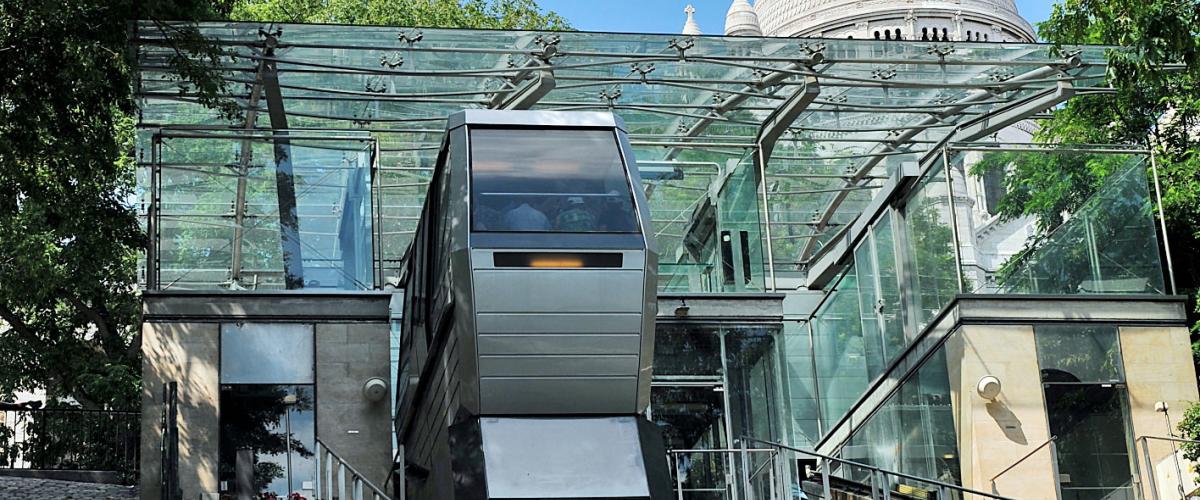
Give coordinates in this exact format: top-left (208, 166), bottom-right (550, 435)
top-left (797, 55), bottom-right (1082, 262)
top-left (490, 68), bottom-right (556, 110)
top-left (755, 76), bottom-right (821, 291)
top-left (262, 35), bottom-right (306, 289)
top-left (489, 39), bottom-right (558, 110)
top-left (229, 52), bottom-right (267, 289)
top-left (663, 53), bottom-right (824, 161)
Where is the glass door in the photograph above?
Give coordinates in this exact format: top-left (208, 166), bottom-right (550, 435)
top-left (652, 381), bottom-right (732, 500)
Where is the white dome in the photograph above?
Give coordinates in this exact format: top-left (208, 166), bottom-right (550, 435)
top-left (753, 0), bottom-right (1036, 42)
top-left (681, 4), bottom-right (702, 35)
top-left (725, 0), bottom-right (763, 37)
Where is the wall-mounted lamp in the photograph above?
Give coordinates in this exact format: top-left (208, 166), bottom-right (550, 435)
top-left (674, 299), bottom-right (690, 317)
top-left (977, 375), bottom-right (1002, 401)
top-left (363, 377), bottom-right (388, 403)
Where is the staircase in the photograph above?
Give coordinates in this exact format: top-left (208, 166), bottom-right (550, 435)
top-left (313, 439), bottom-right (394, 500)
top-left (721, 437), bottom-right (1015, 500)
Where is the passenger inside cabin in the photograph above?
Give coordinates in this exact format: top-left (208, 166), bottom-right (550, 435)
top-left (501, 196), bottom-right (551, 231)
top-left (555, 196), bottom-right (598, 231)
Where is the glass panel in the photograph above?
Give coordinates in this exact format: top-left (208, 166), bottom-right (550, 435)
top-left (469, 128), bottom-right (637, 233)
top-left (1035, 324), bottom-right (1124, 384)
top-left (220, 324), bottom-right (315, 384)
top-left (218, 385), bottom-right (316, 499)
top-left (1037, 324), bottom-right (1135, 499)
top-left (872, 213), bottom-right (907, 354)
top-left (839, 345), bottom-right (960, 490)
top-left (724, 325), bottom-right (781, 442)
top-left (959, 151), bottom-right (1166, 295)
top-left (1044, 385), bottom-right (1136, 500)
top-left (653, 324), bottom-right (724, 377)
top-left (812, 269), bottom-right (870, 426)
top-left (717, 159), bottom-right (764, 292)
top-left (137, 21), bottom-right (1114, 290)
top-left (902, 165), bottom-right (959, 330)
top-left (153, 135), bottom-right (374, 291)
top-left (779, 321), bottom-right (821, 447)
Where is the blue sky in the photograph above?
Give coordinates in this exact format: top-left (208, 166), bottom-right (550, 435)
top-left (538, 0), bottom-right (1054, 38)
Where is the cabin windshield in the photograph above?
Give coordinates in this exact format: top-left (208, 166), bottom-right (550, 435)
top-left (470, 128), bottom-right (639, 233)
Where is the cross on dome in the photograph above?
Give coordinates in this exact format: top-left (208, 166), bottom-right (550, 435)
top-left (681, 4), bottom-right (702, 35)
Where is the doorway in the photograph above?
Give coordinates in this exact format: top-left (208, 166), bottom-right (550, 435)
top-left (651, 321), bottom-right (783, 500)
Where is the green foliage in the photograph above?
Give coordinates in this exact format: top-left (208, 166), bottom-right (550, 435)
top-left (996, 1), bottom-right (1200, 327)
top-left (229, 0), bottom-right (572, 30)
top-left (0, 0), bottom-right (236, 408)
top-left (0, 0), bottom-right (568, 410)
top-left (1178, 402), bottom-right (1200, 464)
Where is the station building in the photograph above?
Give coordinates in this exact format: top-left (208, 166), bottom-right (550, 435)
top-left (134, 17), bottom-right (1196, 500)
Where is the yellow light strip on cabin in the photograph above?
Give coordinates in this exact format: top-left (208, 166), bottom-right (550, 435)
top-left (528, 257), bottom-right (585, 268)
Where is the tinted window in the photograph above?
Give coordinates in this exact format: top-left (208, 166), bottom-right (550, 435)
top-left (470, 128), bottom-right (639, 233)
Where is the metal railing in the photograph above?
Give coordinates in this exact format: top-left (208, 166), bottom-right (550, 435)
top-left (741, 436), bottom-right (1016, 500)
top-left (1136, 435), bottom-right (1200, 500)
top-left (0, 404), bottom-right (139, 483)
top-left (314, 438), bottom-right (393, 500)
top-left (668, 448), bottom-right (779, 500)
top-left (990, 435), bottom-right (1059, 499)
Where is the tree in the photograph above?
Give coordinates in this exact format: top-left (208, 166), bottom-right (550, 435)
top-left (0, 0), bottom-right (570, 411)
top-left (979, 1), bottom-right (1200, 329)
top-left (0, 0), bottom-right (237, 409)
top-left (228, 0), bottom-right (572, 29)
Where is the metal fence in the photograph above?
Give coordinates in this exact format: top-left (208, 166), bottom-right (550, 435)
top-left (0, 406), bottom-right (139, 482)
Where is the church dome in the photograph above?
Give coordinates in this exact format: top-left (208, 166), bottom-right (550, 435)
top-left (725, 0), bottom-right (763, 36)
top-left (751, 0), bottom-right (1036, 42)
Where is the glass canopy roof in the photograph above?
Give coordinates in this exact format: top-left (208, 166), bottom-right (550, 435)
top-left (134, 21), bottom-right (1111, 290)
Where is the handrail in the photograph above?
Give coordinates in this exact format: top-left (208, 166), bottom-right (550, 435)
top-left (741, 436), bottom-right (1015, 500)
top-left (1136, 434), bottom-right (1200, 500)
top-left (315, 438), bottom-right (393, 500)
top-left (1136, 435), bottom-right (1200, 446)
top-left (990, 435), bottom-right (1058, 483)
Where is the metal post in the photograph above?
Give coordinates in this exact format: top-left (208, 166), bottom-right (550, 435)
top-left (285, 406), bottom-right (293, 496)
top-left (757, 147), bottom-right (778, 291)
top-left (767, 450), bottom-right (777, 500)
top-left (1148, 148), bottom-right (1178, 295)
top-left (821, 459), bottom-right (832, 500)
top-left (1141, 438), bottom-right (1160, 500)
top-left (673, 452), bottom-right (685, 500)
top-left (740, 441), bottom-right (754, 500)
top-left (314, 443), bottom-right (322, 499)
top-left (942, 149), bottom-right (966, 293)
top-left (1049, 440), bottom-right (1063, 500)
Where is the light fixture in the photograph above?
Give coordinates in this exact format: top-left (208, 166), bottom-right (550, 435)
top-left (674, 299), bottom-right (690, 317)
top-left (977, 375), bottom-right (1001, 401)
top-left (363, 377), bottom-right (388, 403)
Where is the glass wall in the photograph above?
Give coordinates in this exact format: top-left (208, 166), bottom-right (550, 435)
top-left (147, 134), bottom-right (375, 290)
top-left (779, 321), bottom-right (821, 447)
top-left (902, 166), bottom-right (960, 330)
top-left (651, 322), bottom-right (782, 499)
top-left (837, 344), bottom-right (960, 491)
top-left (958, 152), bottom-right (1166, 295)
top-left (654, 154), bottom-right (766, 293)
top-left (811, 270), bottom-right (871, 427)
top-left (1035, 324), bottom-right (1137, 500)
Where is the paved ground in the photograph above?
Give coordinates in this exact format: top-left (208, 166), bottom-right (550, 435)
top-left (0, 477), bottom-right (137, 499)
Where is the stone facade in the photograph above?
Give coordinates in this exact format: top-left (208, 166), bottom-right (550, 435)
top-left (139, 293), bottom-right (394, 500)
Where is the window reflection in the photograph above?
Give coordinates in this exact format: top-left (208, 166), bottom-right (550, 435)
top-left (470, 128), bottom-right (639, 233)
top-left (218, 385), bottom-right (316, 500)
top-left (1036, 324), bottom-right (1136, 500)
